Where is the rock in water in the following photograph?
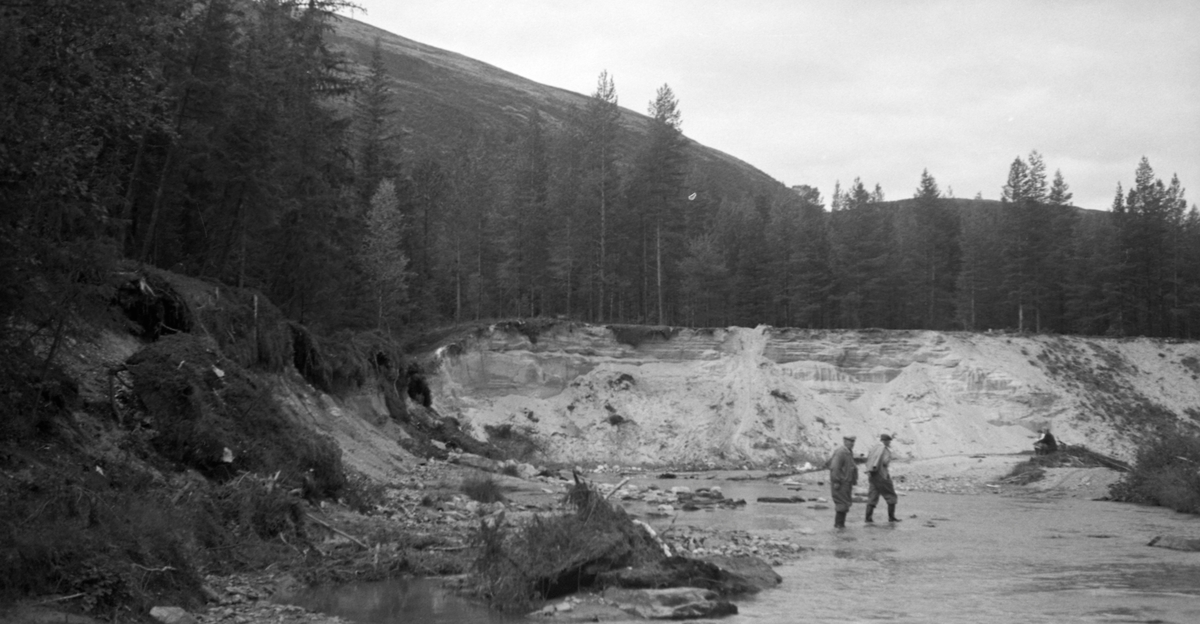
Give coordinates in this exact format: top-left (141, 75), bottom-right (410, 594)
top-left (1147, 535), bottom-right (1200, 552)
top-left (149, 606), bottom-right (198, 624)
top-left (603, 587), bottom-right (738, 620)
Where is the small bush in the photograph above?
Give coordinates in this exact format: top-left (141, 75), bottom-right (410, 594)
top-left (1109, 433), bottom-right (1200, 513)
top-left (461, 475), bottom-right (506, 504)
top-left (484, 423), bottom-right (542, 461)
top-left (341, 470), bottom-right (388, 513)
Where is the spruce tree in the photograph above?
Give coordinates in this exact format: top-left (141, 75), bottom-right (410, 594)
top-left (360, 180), bottom-right (410, 331)
top-left (353, 37), bottom-right (399, 206)
top-left (900, 170), bottom-right (959, 328)
top-left (637, 84), bottom-right (689, 324)
top-left (580, 71), bottom-right (623, 321)
top-left (1048, 169), bottom-right (1073, 206)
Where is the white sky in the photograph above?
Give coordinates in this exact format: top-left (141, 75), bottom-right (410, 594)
top-left (343, 0), bottom-right (1200, 211)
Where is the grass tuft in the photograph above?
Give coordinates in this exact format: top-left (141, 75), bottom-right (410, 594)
top-left (461, 475), bottom-right (506, 504)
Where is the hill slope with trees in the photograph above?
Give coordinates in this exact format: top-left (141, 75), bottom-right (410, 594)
top-left (5, 1), bottom-right (1197, 339)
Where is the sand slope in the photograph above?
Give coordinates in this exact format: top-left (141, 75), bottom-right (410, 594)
top-left (425, 323), bottom-right (1200, 468)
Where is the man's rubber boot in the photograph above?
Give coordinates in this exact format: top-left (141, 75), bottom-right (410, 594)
top-left (888, 503), bottom-right (901, 522)
top-left (834, 511), bottom-right (846, 529)
top-left (864, 505), bottom-right (875, 523)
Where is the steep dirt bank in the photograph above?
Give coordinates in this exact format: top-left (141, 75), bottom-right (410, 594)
top-left (425, 322), bottom-right (1200, 467)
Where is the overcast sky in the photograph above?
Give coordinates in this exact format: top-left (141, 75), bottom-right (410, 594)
top-left (345, 0), bottom-right (1200, 211)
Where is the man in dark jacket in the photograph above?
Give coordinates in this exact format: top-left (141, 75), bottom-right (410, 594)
top-left (1034, 428), bottom-right (1058, 455)
top-left (828, 435), bottom-right (858, 529)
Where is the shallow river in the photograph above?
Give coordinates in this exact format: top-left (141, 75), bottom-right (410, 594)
top-left (280, 479), bottom-right (1200, 623)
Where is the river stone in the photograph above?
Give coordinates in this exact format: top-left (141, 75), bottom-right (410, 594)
top-left (700, 555), bottom-right (783, 591)
top-left (149, 606), bottom-right (198, 624)
top-left (603, 587), bottom-right (738, 620)
top-left (596, 555), bottom-right (777, 595)
top-left (756, 496), bottom-right (806, 503)
top-left (1148, 535), bottom-right (1200, 551)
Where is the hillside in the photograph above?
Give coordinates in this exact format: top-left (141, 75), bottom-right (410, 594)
top-left (327, 15), bottom-right (788, 201)
top-left (423, 322), bottom-right (1200, 467)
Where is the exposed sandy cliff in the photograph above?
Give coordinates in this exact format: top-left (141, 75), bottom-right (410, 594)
top-left (425, 323), bottom-right (1200, 468)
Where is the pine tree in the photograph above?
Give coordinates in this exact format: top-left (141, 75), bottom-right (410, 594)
top-left (580, 71), bottom-right (623, 321)
top-left (497, 110), bottom-right (551, 317)
top-left (900, 170), bottom-right (959, 328)
top-left (1048, 169), bottom-right (1073, 206)
top-left (999, 154), bottom-right (1054, 331)
top-left (830, 178), bottom-right (894, 327)
top-left (631, 83), bottom-right (689, 324)
top-left (360, 180), bottom-right (409, 330)
top-left (1001, 157), bottom-right (1030, 203)
top-left (353, 37), bottom-right (399, 206)
top-left (1112, 157), bottom-right (1192, 336)
top-left (1024, 150), bottom-right (1048, 203)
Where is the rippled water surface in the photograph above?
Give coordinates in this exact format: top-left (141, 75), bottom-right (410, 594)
top-left (280, 480), bottom-right (1200, 624)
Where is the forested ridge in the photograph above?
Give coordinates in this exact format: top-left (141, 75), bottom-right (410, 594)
top-left (3, 0), bottom-right (1199, 341)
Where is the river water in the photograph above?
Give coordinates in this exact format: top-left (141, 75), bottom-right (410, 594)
top-left (280, 479), bottom-right (1200, 624)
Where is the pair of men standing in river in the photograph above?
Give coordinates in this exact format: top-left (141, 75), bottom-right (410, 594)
top-left (828, 433), bottom-right (900, 528)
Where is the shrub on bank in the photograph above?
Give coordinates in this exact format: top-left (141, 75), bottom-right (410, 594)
top-left (1109, 434), bottom-right (1200, 513)
top-left (469, 480), bottom-right (664, 612)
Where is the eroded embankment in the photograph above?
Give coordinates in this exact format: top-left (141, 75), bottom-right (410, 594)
top-left (425, 322), bottom-right (1200, 468)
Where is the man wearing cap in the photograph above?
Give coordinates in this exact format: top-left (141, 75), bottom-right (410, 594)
top-left (828, 435), bottom-right (858, 529)
top-left (864, 433), bottom-right (900, 523)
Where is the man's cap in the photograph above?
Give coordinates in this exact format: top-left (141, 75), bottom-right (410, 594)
top-left (880, 433), bottom-right (893, 441)
top-left (843, 435), bottom-right (856, 441)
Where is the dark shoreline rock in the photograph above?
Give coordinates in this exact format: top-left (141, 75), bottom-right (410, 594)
top-left (1148, 535), bottom-right (1200, 551)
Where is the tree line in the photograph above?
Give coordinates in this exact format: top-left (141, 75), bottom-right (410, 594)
top-left (3, 0), bottom-right (1198, 341)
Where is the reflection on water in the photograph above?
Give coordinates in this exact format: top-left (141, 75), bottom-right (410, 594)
top-left (276, 576), bottom-right (525, 624)
top-left (280, 479), bottom-right (1200, 624)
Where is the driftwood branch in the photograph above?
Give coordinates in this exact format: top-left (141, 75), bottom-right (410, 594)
top-left (305, 513), bottom-right (369, 549)
top-left (34, 593), bottom-right (85, 604)
top-left (604, 477), bottom-right (632, 500)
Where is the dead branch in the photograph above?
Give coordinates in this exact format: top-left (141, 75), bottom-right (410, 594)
top-left (305, 513), bottom-right (369, 550)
